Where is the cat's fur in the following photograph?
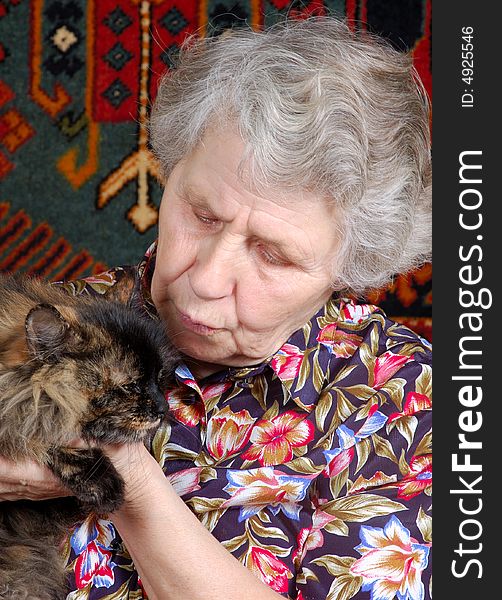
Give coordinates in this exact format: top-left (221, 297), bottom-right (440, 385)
top-left (0, 273), bottom-right (177, 599)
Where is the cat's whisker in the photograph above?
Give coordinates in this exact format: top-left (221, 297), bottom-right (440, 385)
top-left (84, 453), bottom-right (109, 483)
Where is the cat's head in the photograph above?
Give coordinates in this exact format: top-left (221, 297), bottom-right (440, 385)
top-left (25, 299), bottom-right (178, 444)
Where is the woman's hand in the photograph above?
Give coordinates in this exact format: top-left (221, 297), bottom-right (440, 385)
top-left (0, 441), bottom-right (147, 504)
top-left (0, 456), bottom-right (71, 501)
top-left (99, 442), bottom-right (160, 509)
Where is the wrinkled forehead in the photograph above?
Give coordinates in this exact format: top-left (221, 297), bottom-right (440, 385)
top-left (176, 133), bottom-right (336, 214)
top-left (178, 124), bottom-right (335, 207)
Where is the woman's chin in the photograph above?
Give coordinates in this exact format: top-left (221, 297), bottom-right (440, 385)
top-left (176, 334), bottom-right (234, 368)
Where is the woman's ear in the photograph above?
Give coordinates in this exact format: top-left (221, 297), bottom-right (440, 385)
top-left (25, 303), bottom-right (70, 361)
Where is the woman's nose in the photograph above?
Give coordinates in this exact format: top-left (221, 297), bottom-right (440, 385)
top-left (188, 233), bottom-right (238, 300)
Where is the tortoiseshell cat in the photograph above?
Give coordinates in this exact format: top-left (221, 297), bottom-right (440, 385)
top-left (0, 273), bottom-right (177, 599)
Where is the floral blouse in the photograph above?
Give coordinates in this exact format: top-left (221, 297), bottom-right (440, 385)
top-left (58, 243), bottom-right (432, 600)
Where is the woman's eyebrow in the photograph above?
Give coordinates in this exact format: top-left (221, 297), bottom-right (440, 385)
top-left (176, 181), bottom-right (207, 203)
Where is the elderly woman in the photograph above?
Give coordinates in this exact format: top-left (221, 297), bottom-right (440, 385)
top-left (0, 17), bottom-right (431, 600)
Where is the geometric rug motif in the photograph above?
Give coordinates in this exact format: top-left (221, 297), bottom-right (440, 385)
top-left (0, 0), bottom-right (432, 339)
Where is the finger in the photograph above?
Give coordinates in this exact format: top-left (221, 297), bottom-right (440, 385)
top-left (0, 457), bottom-right (71, 500)
top-left (66, 438), bottom-right (98, 449)
top-left (0, 478), bottom-right (72, 501)
top-left (0, 457), bottom-right (60, 485)
top-left (0, 485), bottom-right (73, 501)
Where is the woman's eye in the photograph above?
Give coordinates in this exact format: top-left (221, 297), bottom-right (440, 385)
top-left (194, 211), bottom-right (219, 226)
top-left (257, 244), bottom-right (291, 267)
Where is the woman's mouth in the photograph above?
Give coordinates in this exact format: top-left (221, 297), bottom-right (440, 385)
top-left (177, 309), bottom-right (219, 336)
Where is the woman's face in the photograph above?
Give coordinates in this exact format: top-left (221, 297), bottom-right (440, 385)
top-left (151, 130), bottom-right (339, 374)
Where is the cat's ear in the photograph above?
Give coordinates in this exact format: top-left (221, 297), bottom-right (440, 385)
top-left (25, 303), bottom-right (69, 360)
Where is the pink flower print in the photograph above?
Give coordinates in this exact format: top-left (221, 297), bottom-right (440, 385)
top-left (167, 381), bottom-right (231, 428)
top-left (173, 364), bottom-right (202, 394)
top-left (241, 411), bottom-right (314, 466)
top-left (166, 389), bottom-right (205, 427)
top-left (166, 467), bottom-right (203, 496)
top-left (292, 512), bottom-right (332, 569)
top-left (316, 323), bottom-right (363, 358)
top-left (350, 515), bottom-right (430, 600)
top-left (340, 300), bottom-right (377, 324)
top-left (373, 351), bottom-right (413, 388)
top-left (74, 541), bottom-right (116, 589)
top-left (206, 406), bottom-right (256, 460)
top-left (222, 467), bottom-right (315, 521)
top-left (293, 527), bottom-right (322, 569)
top-left (70, 516), bottom-right (118, 590)
top-left (200, 381), bottom-right (232, 402)
top-left (247, 547), bottom-right (293, 593)
top-left (323, 446), bottom-right (355, 478)
top-left (388, 391), bottom-right (432, 424)
top-left (270, 343), bottom-right (304, 381)
top-left (323, 409), bottom-right (387, 477)
top-left (292, 504), bottom-right (341, 569)
top-left (397, 454), bottom-right (432, 500)
top-left (70, 516), bottom-right (114, 554)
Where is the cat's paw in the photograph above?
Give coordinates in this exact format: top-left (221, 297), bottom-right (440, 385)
top-left (48, 447), bottom-right (125, 514)
top-left (77, 474), bottom-right (125, 514)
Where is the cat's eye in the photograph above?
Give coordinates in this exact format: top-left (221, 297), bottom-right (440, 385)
top-left (122, 382), bottom-right (142, 394)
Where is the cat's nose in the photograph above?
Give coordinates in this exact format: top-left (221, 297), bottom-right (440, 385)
top-left (151, 386), bottom-right (167, 418)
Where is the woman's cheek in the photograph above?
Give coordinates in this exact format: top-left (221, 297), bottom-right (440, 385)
top-left (235, 279), bottom-right (280, 330)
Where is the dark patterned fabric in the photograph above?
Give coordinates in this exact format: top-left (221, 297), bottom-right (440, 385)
top-left (0, 0), bottom-right (431, 339)
top-left (56, 243), bottom-right (432, 599)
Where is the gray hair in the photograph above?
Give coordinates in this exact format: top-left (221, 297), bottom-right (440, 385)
top-left (149, 17), bottom-right (432, 296)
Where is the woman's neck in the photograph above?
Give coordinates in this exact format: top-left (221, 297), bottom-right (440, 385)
top-left (183, 357), bottom-right (226, 380)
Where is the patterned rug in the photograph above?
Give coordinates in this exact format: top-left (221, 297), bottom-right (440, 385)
top-left (0, 0), bottom-right (431, 340)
